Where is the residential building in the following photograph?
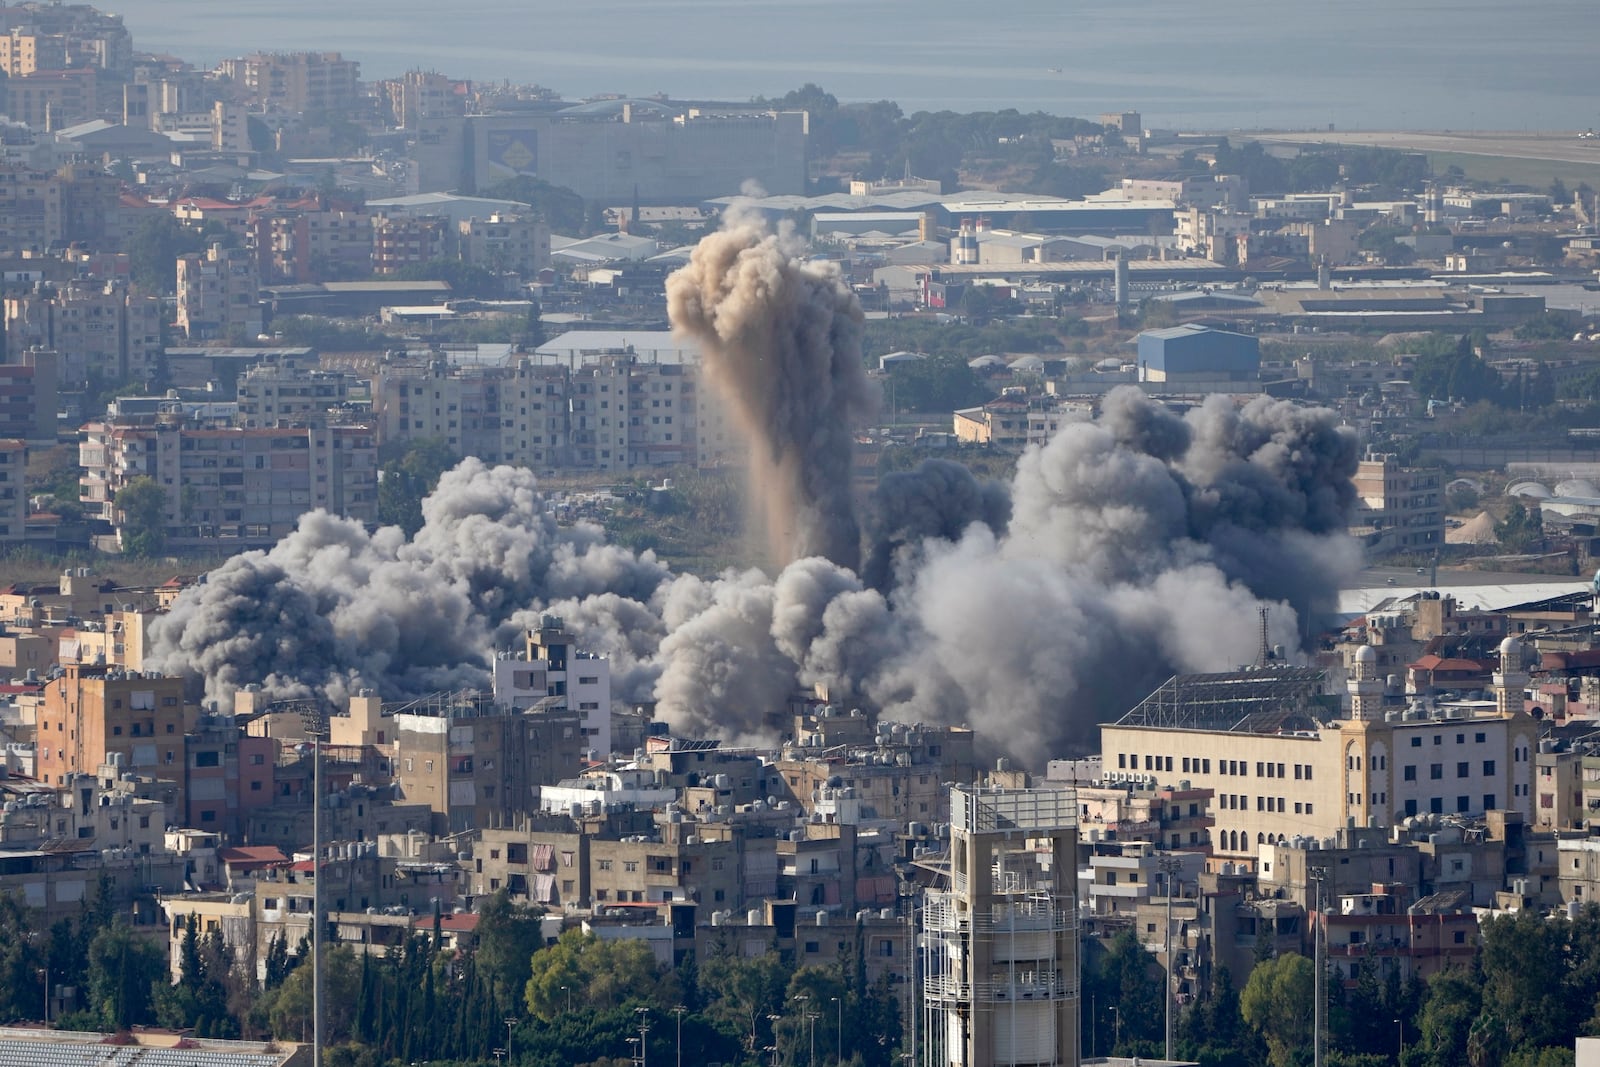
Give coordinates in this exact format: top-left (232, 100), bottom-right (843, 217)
top-left (371, 213), bottom-right (448, 274)
top-left (392, 690), bottom-right (584, 834)
top-left (457, 212), bottom-right (550, 275)
top-left (217, 52), bottom-right (361, 115)
top-left (1124, 175), bottom-right (1247, 211)
top-left (250, 200), bottom-right (373, 283)
top-left (176, 243), bottom-right (262, 341)
top-left (3, 280), bottom-right (162, 385)
top-left (35, 663), bottom-right (192, 790)
top-left (0, 163), bottom-right (62, 250)
top-left (380, 69), bottom-right (467, 129)
top-left (0, 439), bottom-right (24, 544)
top-left (1351, 453), bottom-right (1445, 556)
top-left (492, 615), bottom-right (612, 756)
top-left (1318, 883), bottom-right (1479, 983)
top-left (952, 397), bottom-right (1028, 447)
top-left (78, 420), bottom-right (378, 550)
top-left (2, 68), bottom-right (95, 131)
top-left (235, 357), bottom-right (359, 428)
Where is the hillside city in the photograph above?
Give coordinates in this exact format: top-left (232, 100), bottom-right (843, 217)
top-left (4, 5), bottom-right (1600, 1067)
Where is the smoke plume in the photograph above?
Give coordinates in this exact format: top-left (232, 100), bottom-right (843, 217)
top-left (150, 199), bottom-right (1360, 766)
top-left (665, 220), bottom-right (875, 570)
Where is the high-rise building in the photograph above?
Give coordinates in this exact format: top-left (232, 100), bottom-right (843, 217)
top-left (216, 52), bottom-right (360, 116)
top-left (922, 785), bottom-right (1080, 1067)
top-left (175, 243), bottom-right (261, 341)
top-left (3, 280), bottom-right (162, 386)
top-left (493, 615), bottom-right (612, 756)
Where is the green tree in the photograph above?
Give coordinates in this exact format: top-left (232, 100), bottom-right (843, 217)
top-left (480, 175), bottom-right (587, 235)
top-left (524, 929), bottom-right (679, 1023)
top-left (1410, 335), bottom-right (1503, 405)
top-left (376, 438), bottom-right (458, 537)
top-left (1494, 500), bottom-right (1543, 553)
top-left (86, 921), bottom-right (166, 1030)
top-left (271, 946), bottom-right (363, 1044)
top-left (1241, 951), bottom-right (1316, 1067)
top-left (113, 476), bottom-right (167, 558)
top-left (474, 891), bottom-right (546, 1001)
top-left (126, 215), bottom-right (218, 293)
top-left (1103, 927), bottom-right (1164, 1049)
top-left (394, 259), bottom-right (508, 298)
top-left (698, 944), bottom-right (792, 1054)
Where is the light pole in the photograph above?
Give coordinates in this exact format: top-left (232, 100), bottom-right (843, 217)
top-left (636, 1006), bottom-right (651, 1067)
top-left (806, 1011), bottom-right (818, 1067)
top-left (1395, 1017), bottom-right (1403, 1064)
top-left (673, 1004), bottom-right (687, 1067)
top-left (1158, 855), bottom-right (1183, 1063)
top-left (792, 994), bottom-right (809, 1067)
top-left (830, 996), bottom-right (841, 1066)
top-left (561, 985), bottom-right (572, 1014)
top-left (506, 1017), bottom-right (517, 1064)
top-left (1310, 862), bottom-right (1328, 1067)
top-left (293, 701), bottom-right (328, 1067)
top-left (1109, 1005), bottom-right (1120, 1052)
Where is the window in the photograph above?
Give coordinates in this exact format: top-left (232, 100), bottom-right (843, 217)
top-left (1404, 765), bottom-right (1417, 781)
top-left (1457, 762), bottom-right (1470, 778)
top-left (1457, 796), bottom-right (1470, 812)
top-left (1484, 794), bottom-right (1497, 810)
top-left (1411, 737), bottom-right (1422, 747)
top-left (1430, 797), bottom-right (1443, 813)
top-left (1430, 764), bottom-right (1443, 780)
top-left (1475, 732), bottom-right (1487, 743)
top-left (1483, 760), bottom-right (1496, 776)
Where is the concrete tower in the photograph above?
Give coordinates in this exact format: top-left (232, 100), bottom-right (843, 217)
top-left (923, 786), bottom-right (1080, 1067)
top-left (1348, 644), bottom-right (1383, 722)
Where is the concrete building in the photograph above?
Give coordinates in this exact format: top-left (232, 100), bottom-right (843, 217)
top-left (392, 690), bottom-right (583, 834)
top-left (235, 357), bottom-right (359, 428)
top-left (1135, 325), bottom-right (1260, 393)
top-left (1100, 658), bottom-right (1538, 868)
top-left (176, 243), bottom-right (262, 341)
top-left (217, 52), bottom-right (361, 115)
top-left (371, 213), bottom-right (448, 274)
top-left (922, 785), bottom-right (1079, 1067)
top-left (78, 420), bottom-right (378, 551)
top-left (4, 280), bottom-right (162, 385)
top-left (250, 201), bottom-right (373, 284)
top-left (2, 68), bottom-right (95, 130)
top-left (35, 663), bottom-right (192, 790)
top-left (492, 615), bottom-right (612, 756)
top-left (0, 439), bottom-right (23, 545)
top-left (1123, 175), bottom-right (1246, 211)
top-left (411, 107), bottom-right (808, 202)
top-left (0, 348), bottom-right (56, 442)
top-left (457, 212), bottom-right (550, 275)
top-left (1351, 453), bottom-right (1444, 556)
top-left (0, 164), bottom-right (63, 251)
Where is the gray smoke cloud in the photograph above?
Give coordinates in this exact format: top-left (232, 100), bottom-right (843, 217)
top-left (665, 220), bottom-right (875, 570)
top-left (150, 209), bottom-right (1360, 766)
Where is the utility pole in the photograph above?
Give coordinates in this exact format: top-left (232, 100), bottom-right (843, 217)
top-left (294, 702), bottom-right (327, 1067)
top-left (1310, 863), bottom-right (1328, 1067)
top-left (1158, 855), bottom-right (1183, 1063)
top-left (636, 1006), bottom-right (651, 1067)
top-left (831, 997), bottom-right (841, 1066)
top-left (673, 1004), bottom-right (687, 1067)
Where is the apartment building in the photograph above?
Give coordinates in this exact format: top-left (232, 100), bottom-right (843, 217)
top-left (380, 70), bottom-right (466, 129)
top-left (235, 358), bottom-right (358, 428)
top-left (392, 691), bottom-right (584, 835)
top-left (371, 213), bottom-right (447, 274)
top-left (250, 202), bottom-right (373, 283)
top-left (492, 615), bottom-right (612, 755)
top-left (35, 663), bottom-right (193, 790)
top-left (373, 357), bottom-right (521, 462)
top-left (2, 67), bottom-right (95, 131)
top-left (176, 243), bottom-right (262, 341)
top-left (78, 420), bottom-right (378, 550)
top-left (0, 164), bottom-right (63, 251)
top-left (0, 439), bottom-right (23, 544)
top-left (3, 280), bottom-right (162, 385)
top-left (457, 212), bottom-right (550, 275)
top-left (0, 27), bottom-right (66, 75)
top-left (217, 52), bottom-right (361, 115)
top-left (1352, 452), bottom-right (1445, 555)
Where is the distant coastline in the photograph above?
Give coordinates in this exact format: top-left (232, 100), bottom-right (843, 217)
top-left (103, 0), bottom-right (1600, 131)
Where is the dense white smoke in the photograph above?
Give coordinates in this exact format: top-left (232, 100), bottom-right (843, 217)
top-left (150, 388), bottom-right (1358, 763)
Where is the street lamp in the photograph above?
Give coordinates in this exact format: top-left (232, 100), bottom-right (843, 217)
top-left (1158, 855), bottom-right (1183, 1064)
top-left (1395, 1018), bottom-right (1403, 1064)
top-left (561, 985), bottom-right (572, 1014)
top-left (672, 1004), bottom-right (687, 1067)
top-left (830, 996), bottom-right (842, 1066)
top-left (1109, 1005), bottom-right (1121, 1052)
top-left (635, 1006), bottom-right (652, 1067)
top-left (505, 1017), bottom-right (517, 1063)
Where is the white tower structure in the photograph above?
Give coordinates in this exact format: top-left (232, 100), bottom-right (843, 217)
top-left (923, 785), bottom-right (1080, 1067)
top-left (1347, 644), bottom-right (1383, 722)
top-left (1494, 635), bottom-right (1527, 718)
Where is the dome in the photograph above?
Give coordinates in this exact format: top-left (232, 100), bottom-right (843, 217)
top-left (1506, 481), bottom-right (1551, 499)
top-left (1355, 645), bottom-right (1377, 664)
top-left (1010, 355), bottom-right (1046, 373)
top-left (1556, 479), bottom-right (1600, 498)
top-left (1499, 636), bottom-right (1522, 665)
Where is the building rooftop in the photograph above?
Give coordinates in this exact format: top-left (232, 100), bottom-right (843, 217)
top-left (1114, 666), bottom-right (1330, 733)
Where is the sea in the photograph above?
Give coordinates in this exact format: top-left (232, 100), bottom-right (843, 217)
top-left (104, 0), bottom-right (1599, 131)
